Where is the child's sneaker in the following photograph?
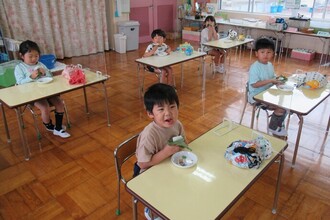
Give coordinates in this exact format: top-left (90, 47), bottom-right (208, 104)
top-left (217, 64), bottom-right (226, 73)
top-left (45, 124), bottom-right (67, 132)
top-left (269, 125), bottom-right (287, 137)
top-left (44, 123), bottom-right (55, 131)
top-left (144, 207), bottom-right (163, 220)
top-left (53, 129), bottom-right (70, 138)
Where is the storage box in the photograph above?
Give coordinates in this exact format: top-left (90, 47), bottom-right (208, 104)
top-left (40, 54), bottom-right (56, 69)
top-left (182, 30), bottom-right (200, 42)
top-left (0, 60), bottom-right (19, 87)
top-left (183, 26), bottom-right (199, 31)
top-left (291, 49), bottom-right (315, 61)
top-left (114, 34), bottom-right (127, 54)
top-left (266, 23), bottom-right (283, 31)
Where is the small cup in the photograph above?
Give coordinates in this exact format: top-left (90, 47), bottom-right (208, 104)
top-left (96, 71), bottom-right (102, 77)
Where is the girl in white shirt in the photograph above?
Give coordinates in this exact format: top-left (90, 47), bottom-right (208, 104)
top-left (14, 40), bottom-right (70, 138)
top-left (200, 16), bottom-right (225, 73)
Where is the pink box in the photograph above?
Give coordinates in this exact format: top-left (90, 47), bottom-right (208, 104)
top-left (291, 49), bottom-right (315, 61)
top-left (182, 30), bottom-right (200, 42)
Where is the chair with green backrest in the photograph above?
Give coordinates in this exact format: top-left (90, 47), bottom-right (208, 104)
top-left (113, 134), bottom-right (139, 216)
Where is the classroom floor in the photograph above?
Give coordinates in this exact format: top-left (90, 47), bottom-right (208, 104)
top-left (0, 39), bottom-right (330, 219)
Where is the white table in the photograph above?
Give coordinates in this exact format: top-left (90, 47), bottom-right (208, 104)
top-left (283, 31), bottom-right (330, 69)
top-left (126, 121), bottom-right (287, 220)
top-left (203, 38), bottom-right (254, 67)
top-left (135, 51), bottom-right (206, 95)
top-left (253, 81), bottom-right (330, 166)
top-left (0, 69), bottom-right (110, 160)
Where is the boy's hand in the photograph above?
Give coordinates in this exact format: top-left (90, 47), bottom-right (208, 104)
top-left (151, 45), bottom-right (159, 53)
top-left (163, 144), bottom-right (181, 157)
top-left (272, 79), bottom-right (283, 85)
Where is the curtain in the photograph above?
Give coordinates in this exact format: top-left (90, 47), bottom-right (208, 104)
top-left (0, 0), bottom-right (109, 59)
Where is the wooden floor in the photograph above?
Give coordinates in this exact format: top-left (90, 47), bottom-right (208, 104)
top-left (0, 39), bottom-right (330, 219)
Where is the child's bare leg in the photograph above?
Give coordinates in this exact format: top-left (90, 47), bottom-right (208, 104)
top-left (48, 96), bottom-right (64, 112)
top-left (220, 50), bottom-right (225, 64)
top-left (165, 67), bottom-right (174, 86)
top-left (34, 100), bottom-right (51, 123)
top-left (274, 108), bottom-right (286, 115)
top-left (208, 49), bottom-right (220, 66)
top-left (160, 69), bottom-right (167, 84)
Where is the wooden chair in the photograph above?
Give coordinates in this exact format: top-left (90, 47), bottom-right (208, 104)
top-left (113, 134), bottom-right (139, 216)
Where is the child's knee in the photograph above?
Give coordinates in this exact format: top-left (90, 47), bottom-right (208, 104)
top-left (274, 108), bottom-right (286, 115)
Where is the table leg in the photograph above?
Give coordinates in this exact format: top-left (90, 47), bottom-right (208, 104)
top-left (137, 64), bottom-right (143, 97)
top-left (272, 152), bottom-right (285, 214)
top-left (14, 107), bottom-right (30, 160)
top-left (285, 33), bottom-right (291, 61)
top-left (319, 38), bottom-right (326, 70)
top-left (1, 102), bottom-right (11, 143)
top-left (320, 114), bottom-right (330, 154)
top-left (202, 56), bottom-right (206, 93)
top-left (102, 81), bottom-right (111, 127)
top-left (83, 87), bottom-right (89, 114)
top-left (222, 49), bottom-right (228, 71)
top-left (292, 114), bottom-right (304, 166)
top-left (132, 196), bottom-right (138, 220)
top-left (181, 63), bottom-right (184, 88)
top-left (326, 114), bottom-right (330, 134)
top-left (249, 42), bottom-right (253, 60)
top-left (250, 103), bottom-right (257, 129)
top-left (273, 35), bottom-right (278, 63)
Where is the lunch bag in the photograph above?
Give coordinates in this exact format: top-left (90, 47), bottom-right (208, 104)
top-left (62, 64), bottom-right (86, 85)
top-left (224, 136), bottom-right (272, 169)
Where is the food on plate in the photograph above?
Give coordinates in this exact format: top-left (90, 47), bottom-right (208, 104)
top-left (305, 80), bottom-right (320, 89)
top-left (276, 75), bottom-right (288, 82)
top-left (178, 155), bottom-right (187, 166)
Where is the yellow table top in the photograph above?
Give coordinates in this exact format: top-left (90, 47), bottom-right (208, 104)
top-left (126, 122), bottom-right (287, 220)
top-left (0, 70), bottom-right (108, 108)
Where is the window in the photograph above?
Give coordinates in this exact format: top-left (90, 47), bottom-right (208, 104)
top-left (219, 0), bottom-right (330, 20)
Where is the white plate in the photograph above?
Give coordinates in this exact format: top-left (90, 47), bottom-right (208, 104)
top-left (37, 77), bottom-right (53, 84)
top-left (171, 151), bottom-right (198, 168)
top-left (277, 84), bottom-right (294, 92)
top-left (224, 40), bottom-right (232, 43)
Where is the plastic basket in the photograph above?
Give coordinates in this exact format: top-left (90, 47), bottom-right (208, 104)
top-left (0, 53), bottom-right (9, 63)
top-left (40, 54), bottom-right (56, 69)
top-left (0, 60), bottom-right (19, 87)
top-left (296, 72), bottom-right (328, 89)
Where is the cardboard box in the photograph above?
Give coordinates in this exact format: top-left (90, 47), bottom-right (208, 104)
top-left (291, 49), bottom-right (315, 61)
